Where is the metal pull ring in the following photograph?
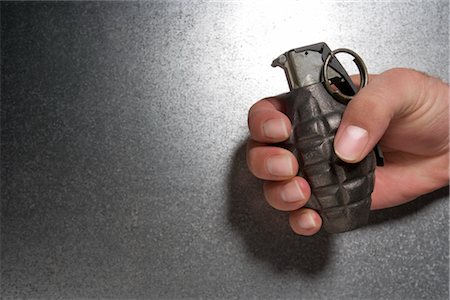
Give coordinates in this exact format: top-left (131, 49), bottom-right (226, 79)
top-left (322, 48), bottom-right (369, 104)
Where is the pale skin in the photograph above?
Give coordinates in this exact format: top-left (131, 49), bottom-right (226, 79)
top-left (247, 68), bottom-right (449, 236)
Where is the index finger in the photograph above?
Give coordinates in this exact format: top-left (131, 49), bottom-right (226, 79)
top-left (248, 96), bottom-right (292, 143)
top-left (350, 73), bottom-right (378, 88)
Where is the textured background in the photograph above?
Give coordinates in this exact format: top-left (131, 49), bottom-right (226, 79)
top-left (1, 1), bottom-right (449, 299)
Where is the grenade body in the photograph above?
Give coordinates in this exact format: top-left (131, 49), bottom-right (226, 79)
top-left (283, 83), bottom-right (376, 233)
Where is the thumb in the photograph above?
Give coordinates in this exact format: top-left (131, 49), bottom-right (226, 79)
top-left (334, 68), bottom-right (424, 163)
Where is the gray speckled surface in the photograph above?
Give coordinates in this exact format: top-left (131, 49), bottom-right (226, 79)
top-left (1, 1), bottom-right (448, 299)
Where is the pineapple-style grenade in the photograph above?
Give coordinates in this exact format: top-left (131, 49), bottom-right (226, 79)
top-left (272, 42), bottom-right (384, 233)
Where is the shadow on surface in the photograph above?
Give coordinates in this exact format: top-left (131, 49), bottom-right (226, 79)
top-left (369, 186), bottom-right (449, 224)
top-left (226, 141), bottom-right (331, 274)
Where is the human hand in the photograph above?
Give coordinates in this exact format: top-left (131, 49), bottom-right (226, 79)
top-left (247, 68), bottom-right (449, 236)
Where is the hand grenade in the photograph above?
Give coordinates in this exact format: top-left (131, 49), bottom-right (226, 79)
top-left (272, 42), bottom-right (383, 233)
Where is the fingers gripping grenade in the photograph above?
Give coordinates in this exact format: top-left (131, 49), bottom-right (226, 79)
top-left (272, 42), bottom-right (384, 233)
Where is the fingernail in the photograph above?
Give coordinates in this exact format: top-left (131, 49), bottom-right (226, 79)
top-left (335, 125), bottom-right (369, 161)
top-left (263, 119), bottom-right (289, 139)
top-left (298, 212), bottom-right (316, 229)
top-left (280, 180), bottom-right (304, 203)
top-left (266, 154), bottom-right (294, 176)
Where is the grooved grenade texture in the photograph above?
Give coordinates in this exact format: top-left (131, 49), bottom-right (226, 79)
top-left (283, 83), bottom-right (376, 233)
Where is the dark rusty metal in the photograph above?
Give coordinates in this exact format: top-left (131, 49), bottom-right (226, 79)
top-left (272, 42), bottom-right (379, 233)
